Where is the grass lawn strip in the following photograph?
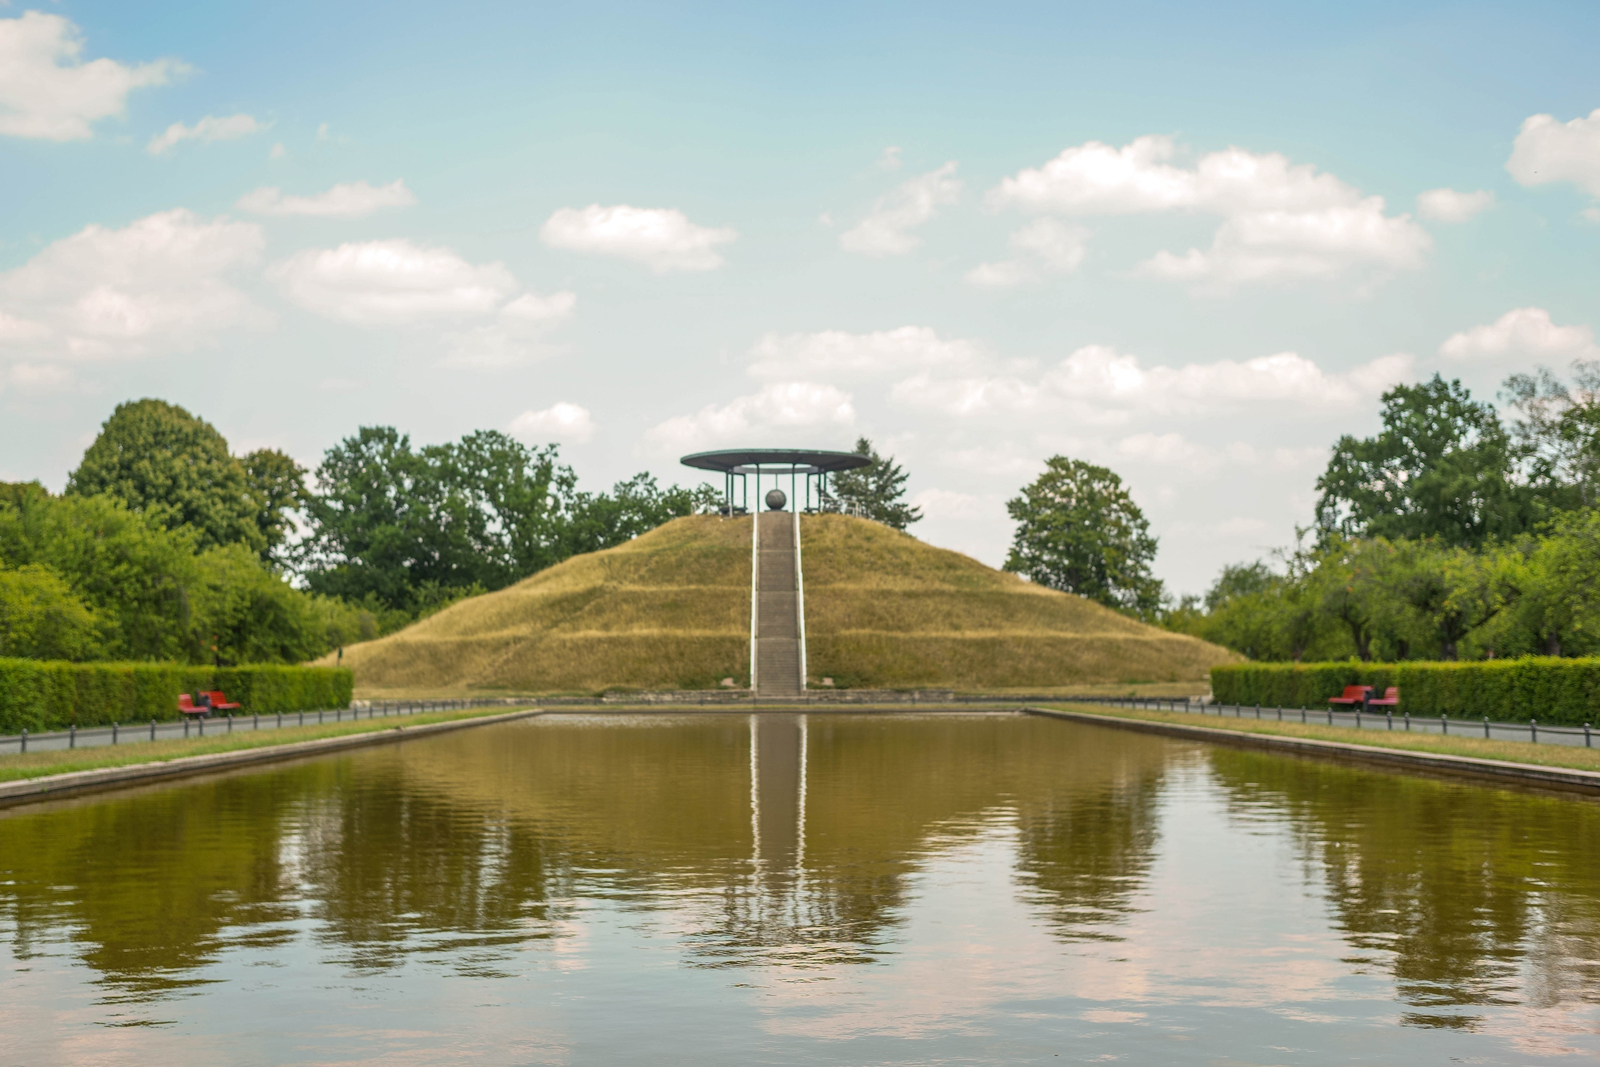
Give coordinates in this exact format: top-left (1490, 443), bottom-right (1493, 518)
top-left (1050, 703), bottom-right (1600, 774)
top-left (0, 705), bottom-right (534, 784)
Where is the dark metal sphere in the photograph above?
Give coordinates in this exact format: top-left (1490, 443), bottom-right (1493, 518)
top-left (765, 488), bottom-right (788, 511)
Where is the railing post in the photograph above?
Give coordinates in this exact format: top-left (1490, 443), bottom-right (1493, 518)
top-left (1531, 719), bottom-right (1537, 744)
top-left (227, 714), bottom-right (233, 734)
top-left (1386, 711), bottom-right (1392, 731)
top-left (19, 729), bottom-right (26, 753)
top-left (1441, 714), bottom-right (1448, 736)
top-left (1300, 706), bottom-right (1306, 723)
top-left (184, 718), bottom-right (190, 738)
top-left (150, 719), bottom-right (156, 741)
top-left (1327, 707), bottom-right (1332, 726)
top-left (1404, 711), bottom-right (1410, 732)
top-left (113, 722), bottom-right (119, 745)
top-left (1483, 717), bottom-right (1489, 739)
top-left (69, 724), bottom-right (76, 749)
top-left (198, 716), bottom-right (204, 737)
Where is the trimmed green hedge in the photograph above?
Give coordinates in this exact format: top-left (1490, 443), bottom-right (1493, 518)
top-left (0, 659), bottom-right (354, 734)
top-left (1211, 658), bottom-right (1600, 726)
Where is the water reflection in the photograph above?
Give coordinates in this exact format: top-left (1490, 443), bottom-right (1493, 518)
top-left (1207, 749), bottom-right (1600, 1029)
top-left (1, 712), bottom-right (1598, 1063)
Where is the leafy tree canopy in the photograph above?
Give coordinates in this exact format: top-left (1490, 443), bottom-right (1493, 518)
top-left (0, 563), bottom-right (104, 661)
top-left (301, 426), bottom-right (716, 613)
top-left (242, 448), bottom-right (309, 566)
top-left (1003, 456), bottom-right (1163, 617)
top-left (1315, 375), bottom-right (1536, 549)
top-left (828, 437), bottom-right (923, 531)
top-left (67, 398), bottom-right (266, 554)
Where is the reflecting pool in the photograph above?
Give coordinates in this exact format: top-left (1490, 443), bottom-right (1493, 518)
top-left (2, 712), bottom-right (1599, 1064)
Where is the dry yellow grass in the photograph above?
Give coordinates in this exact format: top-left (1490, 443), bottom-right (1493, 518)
top-left (801, 514), bottom-right (1236, 689)
top-left (329, 513), bottom-right (1237, 695)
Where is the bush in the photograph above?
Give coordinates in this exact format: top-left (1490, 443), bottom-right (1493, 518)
top-left (1211, 658), bottom-right (1600, 725)
top-left (0, 564), bottom-right (104, 660)
top-left (0, 660), bottom-right (353, 733)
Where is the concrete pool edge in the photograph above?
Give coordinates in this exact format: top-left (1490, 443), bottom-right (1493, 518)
top-left (0, 707), bottom-right (547, 808)
top-left (1027, 706), bottom-right (1600, 795)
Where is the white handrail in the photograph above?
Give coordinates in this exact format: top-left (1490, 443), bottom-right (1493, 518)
top-left (749, 510), bottom-right (760, 692)
top-left (794, 505), bottom-right (807, 692)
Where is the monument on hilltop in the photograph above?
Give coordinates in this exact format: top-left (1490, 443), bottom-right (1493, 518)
top-left (680, 448), bottom-right (872, 699)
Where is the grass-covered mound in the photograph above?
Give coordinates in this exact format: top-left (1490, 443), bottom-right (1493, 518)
top-left (801, 515), bottom-right (1234, 690)
top-left (331, 514), bottom-right (1236, 696)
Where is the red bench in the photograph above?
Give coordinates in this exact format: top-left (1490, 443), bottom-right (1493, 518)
top-left (1367, 687), bottom-right (1399, 708)
top-left (1327, 685), bottom-right (1372, 707)
top-left (177, 691), bottom-right (242, 718)
top-left (201, 690), bottom-right (241, 713)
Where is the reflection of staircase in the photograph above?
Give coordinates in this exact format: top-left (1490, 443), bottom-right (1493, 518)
top-left (754, 511), bottom-right (803, 698)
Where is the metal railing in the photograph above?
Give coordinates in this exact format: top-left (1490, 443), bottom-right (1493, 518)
top-left (1048, 695), bottom-right (1596, 749)
top-left (0, 698), bottom-right (521, 755)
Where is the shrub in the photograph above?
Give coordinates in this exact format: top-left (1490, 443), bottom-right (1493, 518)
top-left (1211, 658), bottom-right (1600, 725)
top-left (0, 660), bottom-right (354, 734)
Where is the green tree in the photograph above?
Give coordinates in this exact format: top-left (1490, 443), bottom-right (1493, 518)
top-left (1503, 360), bottom-right (1600, 509)
top-left (1315, 375), bottom-right (1535, 549)
top-left (0, 563), bottom-right (104, 661)
top-left (242, 448), bottom-right (309, 567)
top-left (1003, 456), bottom-right (1163, 616)
top-left (828, 438), bottom-right (923, 531)
top-left (67, 399), bottom-right (266, 554)
top-left (0, 486), bottom-right (339, 664)
top-left (300, 426), bottom-right (716, 615)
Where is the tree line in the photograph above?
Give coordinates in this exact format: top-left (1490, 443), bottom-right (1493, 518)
top-left (1163, 364), bottom-right (1600, 661)
top-left (0, 404), bottom-right (932, 667)
top-left (0, 399), bottom-right (724, 665)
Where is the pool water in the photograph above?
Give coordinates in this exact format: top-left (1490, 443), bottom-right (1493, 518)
top-left (2, 712), bottom-right (1597, 1064)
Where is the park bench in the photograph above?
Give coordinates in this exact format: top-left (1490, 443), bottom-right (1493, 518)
top-left (1367, 686), bottom-right (1399, 709)
top-left (1327, 685), bottom-right (1372, 707)
top-left (201, 690), bottom-right (241, 713)
top-left (177, 691), bottom-right (242, 719)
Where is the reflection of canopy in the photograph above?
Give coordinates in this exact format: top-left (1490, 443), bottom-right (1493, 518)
top-left (680, 448), bottom-right (871, 474)
top-left (681, 448), bottom-right (871, 514)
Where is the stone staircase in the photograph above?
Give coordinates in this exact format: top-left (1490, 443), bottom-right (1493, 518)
top-left (754, 511), bottom-right (803, 698)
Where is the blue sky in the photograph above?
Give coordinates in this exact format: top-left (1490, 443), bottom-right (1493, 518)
top-left (2, 1), bottom-right (1598, 593)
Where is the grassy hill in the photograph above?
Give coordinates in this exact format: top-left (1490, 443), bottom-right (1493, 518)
top-left (327, 513), bottom-right (1236, 696)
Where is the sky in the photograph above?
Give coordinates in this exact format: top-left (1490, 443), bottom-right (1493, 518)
top-left (1, 1), bottom-right (1598, 595)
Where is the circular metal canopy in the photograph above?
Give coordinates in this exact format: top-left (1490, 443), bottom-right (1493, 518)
top-left (680, 448), bottom-right (871, 474)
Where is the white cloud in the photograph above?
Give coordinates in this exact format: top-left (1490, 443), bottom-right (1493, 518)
top-left (273, 240), bottom-right (516, 326)
top-left (0, 12), bottom-right (183, 141)
top-left (892, 344), bottom-right (1412, 419)
top-left (966, 218), bottom-right (1089, 287)
top-left (877, 146), bottom-right (903, 171)
top-left (1116, 432), bottom-right (1219, 473)
top-left (238, 179), bottom-right (416, 218)
top-left (509, 402), bottom-right (595, 444)
top-left (840, 162), bottom-right (961, 256)
top-left (443, 290), bottom-right (577, 368)
top-left (0, 208), bottom-right (264, 360)
top-left (147, 113), bottom-right (267, 155)
top-left (645, 381), bottom-right (856, 451)
top-left (1439, 307), bottom-right (1599, 361)
top-left (987, 135), bottom-right (1428, 287)
top-left (1417, 188), bottom-right (1494, 222)
top-left (1507, 108), bottom-right (1600, 198)
top-left (911, 487), bottom-right (988, 518)
top-left (269, 142), bottom-right (287, 160)
top-left (746, 326), bottom-right (982, 380)
top-left (540, 204), bottom-right (736, 272)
